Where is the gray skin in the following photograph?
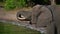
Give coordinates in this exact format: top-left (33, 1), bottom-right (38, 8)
top-left (17, 5), bottom-right (52, 27)
top-left (17, 10), bottom-right (32, 24)
top-left (46, 5), bottom-right (60, 34)
top-left (17, 10), bottom-right (32, 21)
top-left (17, 5), bottom-right (60, 34)
top-left (31, 5), bottom-right (60, 34)
top-left (31, 5), bottom-right (52, 27)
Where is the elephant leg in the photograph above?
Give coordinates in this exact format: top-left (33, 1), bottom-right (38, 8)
top-left (46, 22), bottom-right (55, 34)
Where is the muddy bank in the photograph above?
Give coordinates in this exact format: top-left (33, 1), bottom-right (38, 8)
top-left (0, 7), bottom-right (32, 21)
top-left (0, 8), bottom-right (18, 21)
top-left (0, 8), bottom-right (46, 34)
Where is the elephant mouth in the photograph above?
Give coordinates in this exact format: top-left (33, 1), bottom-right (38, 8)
top-left (17, 14), bottom-right (31, 21)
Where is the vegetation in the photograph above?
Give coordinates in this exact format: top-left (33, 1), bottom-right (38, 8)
top-left (0, 22), bottom-right (41, 34)
top-left (0, 0), bottom-right (51, 10)
top-left (4, 0), bottom-right (26, 10)
top-left (0, 0), bottom-right (60, 10)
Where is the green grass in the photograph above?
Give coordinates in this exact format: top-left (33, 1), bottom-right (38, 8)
top-left (0, 22), bottom-right (41, 34)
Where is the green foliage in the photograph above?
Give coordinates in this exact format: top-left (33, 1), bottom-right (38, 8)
top-left (16, 0), bottom-right (26, 8)
top-left (0, 22), bottom-right (41, 34)
top-left (4, 0), bottom-right (51, 10)
top-left (4, 0), bottom-right (16, 10)
top-left (4, 0), bottom-right (26, 10)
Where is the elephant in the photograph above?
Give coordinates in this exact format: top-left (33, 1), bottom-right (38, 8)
top-left (17, 4), bottom-right (60, 34)
top-left (32, 5), bottom-right (60, 34)
top-left (17, 5), bottom-right (53, 27)
top-left (46, 5), bottom-right (60, 34)
top-left (31, 5), bottom-right (52, 27)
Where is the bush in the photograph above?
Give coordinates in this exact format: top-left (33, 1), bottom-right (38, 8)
top-left (4, 0), bottom-right (26, 10)
top-left (4, 0), bottom-right (51, 10)
top-left (4, 0), bottom-right (16, 10)
top-left (16, 0), bottom-right (26, 8)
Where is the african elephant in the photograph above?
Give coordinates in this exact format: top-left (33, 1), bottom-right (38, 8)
top-left (46, 5), bottom-right (60, 34)
top-left (17, 5), bottom-right (52, 26)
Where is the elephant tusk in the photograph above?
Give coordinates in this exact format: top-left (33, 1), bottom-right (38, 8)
top-left (18, 17), bottom-right (26, 19)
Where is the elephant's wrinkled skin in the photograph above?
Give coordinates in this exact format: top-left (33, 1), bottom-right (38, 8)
top-left (17, 5), bottom-right (60, 34)
top-left (17, 5), bottom-right (52, 27)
